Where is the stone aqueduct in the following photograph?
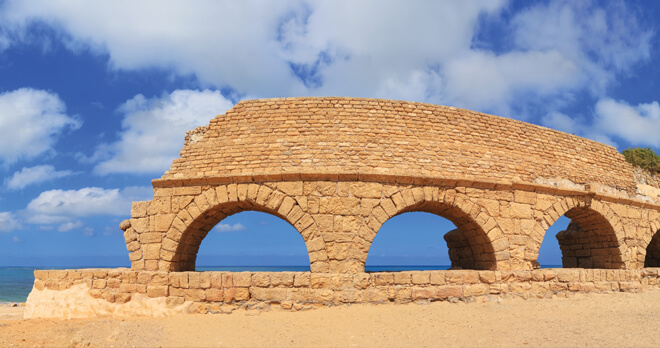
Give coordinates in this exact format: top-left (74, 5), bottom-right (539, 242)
top-left (120, 97), bottom-right (660, 273)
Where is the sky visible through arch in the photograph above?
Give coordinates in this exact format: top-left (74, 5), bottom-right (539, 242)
top-left (0, 0), bottom-right (658, 267)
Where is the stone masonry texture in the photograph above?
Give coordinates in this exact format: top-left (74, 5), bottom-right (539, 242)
top-left (118, 97), bottom-right (660, 273)
top-left (32, 268), bottom-right (660, 314)
top-left (28, 97), bottom-right (660, 317)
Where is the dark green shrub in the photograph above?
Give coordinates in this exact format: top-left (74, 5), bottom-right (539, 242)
top-left (622, 147), bottom-right (660, 174)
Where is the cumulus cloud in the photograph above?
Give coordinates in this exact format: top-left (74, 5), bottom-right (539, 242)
top-left (92, 89), bottom-right (233, 175)
top-left (57, 220), bottom-right (83, 232)
top-left (0, 1), bottom-right (652, 118)
top-left (0, 212), bottom-right (22, 232)
top-left (0, 88), bottom-right (80, 166)
top-left (540, 99), bottom-right (660, 149)
top-left (214, 223), bottom-right (246, 233)
top-left (5, 165), bottom-right (75, 190)
top-left (593, 99), bottom-right (660, 147)
top-left (25, 186), bottom-right (152, 224)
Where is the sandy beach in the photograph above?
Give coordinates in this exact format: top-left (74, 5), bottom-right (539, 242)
top-left (1, 290), bottom-right (659, 347)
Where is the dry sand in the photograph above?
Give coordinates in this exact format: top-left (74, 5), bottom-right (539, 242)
top-left (2, 290), bottom-right (660, 347)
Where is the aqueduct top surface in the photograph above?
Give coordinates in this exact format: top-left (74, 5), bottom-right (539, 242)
top-left (121, 97), bottom-right (660, 274)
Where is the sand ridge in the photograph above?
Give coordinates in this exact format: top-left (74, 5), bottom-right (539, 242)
top-left (1, 290), bottom-right (660, 347)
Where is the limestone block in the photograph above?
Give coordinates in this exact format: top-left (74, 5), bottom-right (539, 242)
top-left (436, 285), bottom-right (462, 299)
top-left (147, 197), bottom-right (172, 215)
top-left (429, 272), bottom-right (446, 285)
top-left (510, 203), bottom-right (533, 219)
top-left (143, 244), bottom-right (161, 260)
top-left (184, 289), bottom-right (205, 301)
top-left (349, 182), bottom-right (382, 198)
top-left (224, 288), bottom-right (250, 302)
top-left (311, 274), bottom-right (331, 288)
top-left (270, 272), bottom-right (294, 287)
top-left (210, 273), bottom-right (222, 288)
top-left (205, 288), bottom-right (224, 302)
top-left (446, 270), bottom-right (479, 284)
top-left (277, 181), bottom-right (303, 196)
top-left (294, 273), bottom-right (311, 287)
top-left (411, 287), bottom-right (436, 300)
top-left (251, 287), bottom-right (287, 302)
top-left (131, 201), bottom-right (149, 218)
top-left (233, 273), bottom-right (252, 287)
top-left (174, 186), bottom-right (201, 196)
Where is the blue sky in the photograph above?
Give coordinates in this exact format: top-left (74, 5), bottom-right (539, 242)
top-left (0, 0), bottom-right (658, 268)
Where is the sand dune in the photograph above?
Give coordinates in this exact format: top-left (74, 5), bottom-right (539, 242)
top-left (2, 290), bottom-right (660, 347)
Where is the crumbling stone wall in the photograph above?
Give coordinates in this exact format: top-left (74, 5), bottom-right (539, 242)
top-left (26, 267), bottom-right (660, 318)
top-left (115, 97), bottom-right (660, 273)
top-left (163, 97), bottom-right (637, 193)
top-left (122, 179), bottom-right (660, 273)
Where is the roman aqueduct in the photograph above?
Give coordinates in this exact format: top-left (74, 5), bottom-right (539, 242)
top-left (120, 97), bottom-right (660, 273)
top-left (26, 97), bottom-right (660, 318)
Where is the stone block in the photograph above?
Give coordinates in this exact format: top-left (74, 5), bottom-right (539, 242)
top-left (224, 288), bottom-right (250, 302)
top-left (131, 201), bottom-right (149, 218)
top-left (446, 270), bottom-right (479, 284)
top-left (373, 273), bottom-right (394, 286)
top-left (270, 272), bottom-right (294, 287)
top-left (252, 273), bottom-right (270, 287)
top-left (311, 274), bottom-right (331, 288)
top-left (233, 273), bottom-right (252, 287)
top-left (294, 273), bottom-right (311, 287)
top-left (436, 285), bottom-right (462, 299)
top-left (147, 285), bottom-right (169, 298)
top-left (92, 279), bottom-right (107, 289)
top-left (429, 271), bottom-right (446, 285)
top-left (184, 288), bottom-right (206, 301)
top-left (394, 272), bottom-right (412, 285)
top-left (251, 287), bottom-right (287, 302)
top-left (205, 288), bottom-right (224, 301)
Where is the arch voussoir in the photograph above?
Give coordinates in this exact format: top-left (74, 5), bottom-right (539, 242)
top-left (155, 183), bottom-right (329, 272)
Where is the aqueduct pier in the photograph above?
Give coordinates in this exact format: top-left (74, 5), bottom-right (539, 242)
top-left (25, 97), bottom-right (660, 317)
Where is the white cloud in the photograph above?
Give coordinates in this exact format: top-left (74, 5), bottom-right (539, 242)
top-left (542, 111), bottom-right (580, 135)
top-left (214, 223), bottom-right (246, 233)
top-left (0, 1), bottom-right (651, 118)
top-left (57, 220), bottom-right (83, 232)
top-left (25, 186), bottom-right (152, 224)
top-left (5, 165), bottom-right (75, 190)
top-left (82, 227), bottom-right (94, 236)
top-left (92, 89), bottom-right (233, 175)
top-left (593, 99), bottom-right (660, 147)
top-left (0, 88), bottom-right (80, 166)
top-left (0, 212), bottom-right (21, 232)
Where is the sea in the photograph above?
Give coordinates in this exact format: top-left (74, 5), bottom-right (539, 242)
top-left (0, 264), bottom-right (562, 304)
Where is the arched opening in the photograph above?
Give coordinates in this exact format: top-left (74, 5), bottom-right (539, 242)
top-left (172, 200), bottom-right (311, 271)
top-left (197, 211), bottom-right (310, 271)
top-left (544, 207), bottom-right (623, 269)
top-left (365, 212), bottom-right (452, 271)
top-left (537, 216), bottom-right (570, 268)
top-left (644, 229), bottom-right (660, 267)
top-left (367, 201), bottom-right (497, 270)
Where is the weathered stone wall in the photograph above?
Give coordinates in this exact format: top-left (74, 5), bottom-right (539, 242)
top-left (25, 268), bottom-right (660, 318)
top-left (123, 179), bottom-right (660, 273)
top-left (163, 97), bottom-right (636, 193)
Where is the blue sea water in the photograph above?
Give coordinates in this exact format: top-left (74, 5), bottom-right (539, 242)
top-left (0, 267), bottom-right (37, 303)
top-left (0, 264), bottom-right (563, 303)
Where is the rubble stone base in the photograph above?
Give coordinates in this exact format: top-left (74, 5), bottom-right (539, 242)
top-left (25, 268), bottom-right (660, 319)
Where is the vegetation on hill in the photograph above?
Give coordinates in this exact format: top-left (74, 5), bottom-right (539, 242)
top-left (622, 147), bottom-right (660, 174)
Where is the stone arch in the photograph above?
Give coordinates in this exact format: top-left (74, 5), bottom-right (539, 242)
top-left (536, 197), bottom-right (625, 269)
top-left (161, 183), bottom-right (328, 272)
top-left (644, 218), bottom-right (660, 267)
top-left (349, 186), bottom-right (506, 271)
